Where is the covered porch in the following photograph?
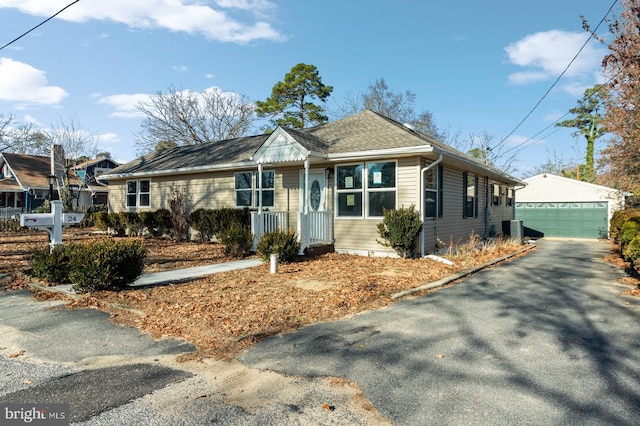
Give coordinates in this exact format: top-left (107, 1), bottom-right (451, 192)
top-left (249, 128), bottom-right (334, 254)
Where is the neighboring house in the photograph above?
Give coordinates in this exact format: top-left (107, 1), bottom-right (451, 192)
top-left (516, 173), bottom-right (624, 239)
top-left (0, 147), bottom-right (118, 218)
top-left (101, 110), bottom-right (524, 256)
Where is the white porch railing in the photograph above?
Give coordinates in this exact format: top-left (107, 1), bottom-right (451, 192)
top-left (251, 211), bottom-right (289, 249)
top-left (297, 211), bottom-right (334, 252)
top-left (0, 207), bottom-right (23, 220)
top-left (251, 210), bottom-right (334, 253)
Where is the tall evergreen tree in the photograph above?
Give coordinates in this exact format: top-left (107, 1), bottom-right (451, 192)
top-left (256, 63), bottom-right (333, 129)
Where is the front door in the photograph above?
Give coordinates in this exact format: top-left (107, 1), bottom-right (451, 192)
top-left (300, 170), bottom-right (327, 213)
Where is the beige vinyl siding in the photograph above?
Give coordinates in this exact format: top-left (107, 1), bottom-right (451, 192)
top-left (421, 165), bottom-right (494, 253)
top-left (333, 157), bottom-right (420, 256)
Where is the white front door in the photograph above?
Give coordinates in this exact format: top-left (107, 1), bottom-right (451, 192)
top-left (300, 170), bottom-right (327, 213)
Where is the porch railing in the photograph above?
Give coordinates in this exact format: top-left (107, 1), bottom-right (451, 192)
top-left (0, 207), bottom-right (23, 220)
top-left (297, 211), bottom-right (334, 251)
top-left (251, 211), bottom-right (290, 249)
top-left (251, 210), bottom-right (334, 253)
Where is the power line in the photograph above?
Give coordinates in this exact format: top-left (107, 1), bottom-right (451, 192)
top-left (500, 111), bottom-right (572, 156)
top-left (493, 0), bottom-right (618, 151)
top-left (0, 0), bottom-right (81, 52)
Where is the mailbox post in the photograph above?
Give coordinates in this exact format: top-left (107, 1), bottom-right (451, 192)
top-left (20, 200), bottom-right (84, 251)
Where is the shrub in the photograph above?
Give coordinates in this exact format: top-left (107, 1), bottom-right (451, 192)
top-left (257, 230), bottom-right (301, 263)
top-left (611, 209), bottom-right (640, 241)
top-left (623, 233), bottom-right (640, 264)
top-left (93, 211), bottom-right (111, 231)
top-left (377, 205), bottom-right (423, 258)
top-left (189, 208), bottom-right (215, 241)
top-left (79, 205), bottom-right (107, 228)
top-left (68, 238), bottom-right (146, 292)
top-left (139, 211), bottom-right (158, 236)
top-left (219, 226), bottom-right (253, 258)
top-left (108, 212), bottom-right (126, 236)
top-left (118, 212), bottom-right (143, 236)
top-left (211, 207), bottom-right (250, 238)
top-left (618, 217), bottom-right (640, 248)
top-left (154, 208), bottom-right (172, 236)
top-left (29, 245), bottom-right (71, 283)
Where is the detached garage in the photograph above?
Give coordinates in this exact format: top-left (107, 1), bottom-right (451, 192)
top-left (516, 173), bottom-right (624, 239)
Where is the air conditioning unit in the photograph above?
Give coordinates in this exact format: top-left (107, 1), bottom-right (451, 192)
top-left (510, 219), bottom-right (524, 241)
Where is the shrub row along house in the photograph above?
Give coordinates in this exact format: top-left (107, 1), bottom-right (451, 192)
top-left (0, 145), bottom-right (118, 218)
top-left (101, 110), bottom-right (524, 257)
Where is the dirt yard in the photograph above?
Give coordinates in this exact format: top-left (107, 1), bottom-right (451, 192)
top-left (1, 228), bottom-right (536, 360)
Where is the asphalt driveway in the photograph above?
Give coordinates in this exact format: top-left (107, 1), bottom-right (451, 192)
top-left (241, 239), bottom-right (640, 425)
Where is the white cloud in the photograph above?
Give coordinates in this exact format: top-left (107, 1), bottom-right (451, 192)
top-left (0, 0), bottom-right (283, 44)
top-left (205, 73), bottom-right (216, 79)
top-left (505, 30), bottom-right (605, 86)
top-left (504, 134), bottom-right (546, 148)
top-left (173, 65), bottom-right (188, 72)
top-left (97, 132), bottom-right (120, 143)
top-left (0, 57), bottom-right (68, 105)
top-left (98, 93), bottom-right (150, 118)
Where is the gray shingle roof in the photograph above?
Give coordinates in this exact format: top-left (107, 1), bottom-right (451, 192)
top-left (104, 110), bottom-right (522, 184)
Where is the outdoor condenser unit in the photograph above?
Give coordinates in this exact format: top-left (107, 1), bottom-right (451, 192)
top-left (510, 219), bottom-right (524, 241)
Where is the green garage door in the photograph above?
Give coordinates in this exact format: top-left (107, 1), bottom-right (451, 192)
top-left (515, 202), bottom-right (608, 238)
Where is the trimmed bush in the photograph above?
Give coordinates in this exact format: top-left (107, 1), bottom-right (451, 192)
top-left (29, 238), bottom-right (146, 291)
top-left (211, 207), bottom-right (251, 238)
top-left (93, 211), bottom-right (111, 231)
top-left (618, 217), bottom-right (640, 248)
top-left (80, 205), bottom-right (107, 228)
top-left (623, 233), bottom-right (640, 264)
top-left (154, 208), bottom-right (172, 235)
top-left (377, 205), bottom-right (423, 258)
top-left (29, 245), bottom-right (71, 283)
top-left (118, 212), bottom-right (143, 236)
top-left (68, 238), bottom-right (146, 292)
top-left (189, 208), bottom-right (215, 241)
top-left (108, 212), bottom-right (126, 236)
top-left (257, 230), bottom-right (301, 263)
top-left (611, 209), bottom-right (640, 241)
top-left (219, 226), bottom-right (253, 258)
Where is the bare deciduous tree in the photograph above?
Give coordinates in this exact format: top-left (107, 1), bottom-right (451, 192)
top-left (135, 86), bottom-right (256, 155)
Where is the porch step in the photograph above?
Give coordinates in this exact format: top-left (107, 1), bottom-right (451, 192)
top-left (304, 243), bottom-right (334, 257)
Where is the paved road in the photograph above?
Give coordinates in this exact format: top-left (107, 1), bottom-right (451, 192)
top-left (241, 240), bottom-right (640, 425)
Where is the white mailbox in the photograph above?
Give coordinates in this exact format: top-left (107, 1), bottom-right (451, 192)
top-left (20, 201), bottom-right (85, 251)
top-left (20, 214), bottom-right (54, 227)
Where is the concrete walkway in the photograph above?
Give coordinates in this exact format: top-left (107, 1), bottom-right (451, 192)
top-left (29, 258), bottom-right (264, 295)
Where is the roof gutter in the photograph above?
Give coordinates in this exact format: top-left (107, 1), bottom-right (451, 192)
top-left (97, 160), bottom-right (258, 181)
top-left (432, 147), bottom-right (525, 186)
top-left (327, 145), bottom-right (434, 161)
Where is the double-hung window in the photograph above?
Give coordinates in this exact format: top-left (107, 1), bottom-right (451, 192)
top-left (424, 164), bottom-right (443, 218)
top-left (506, 188), bottom-right (514, 207)
top-left (491, 183), bottom-right (501, 206)
top-left (234, 171), bottom-right (275, 208)
top-left (463, 172), bottom-right (478, 218)
top-left (336, 161), bottom-right (396, 217)
top-left (126, 179), bottom-right (150, 208)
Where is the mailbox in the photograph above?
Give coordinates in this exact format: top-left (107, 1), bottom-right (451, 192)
top-left (20, 213), bottom-right (54, 227)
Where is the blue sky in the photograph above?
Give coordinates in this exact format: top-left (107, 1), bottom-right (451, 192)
top-left (0, 0), bottom-right (616, 177)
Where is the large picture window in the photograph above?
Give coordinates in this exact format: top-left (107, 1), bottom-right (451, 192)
top-left (234, 171), bottom-right (275, 208)
top-left (126, 179), bottom-right (150, 208)
top-left (463, 172), bottom-right (478, 218)
top-left (424, 164), bottom-right (443, 218)
top-left (336, 161), bottom-right (396, 217)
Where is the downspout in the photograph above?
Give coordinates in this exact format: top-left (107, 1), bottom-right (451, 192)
top-left (484, 176), bottom-right (490, 239)
top-left (420, 153), bottom-right (443, 257)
